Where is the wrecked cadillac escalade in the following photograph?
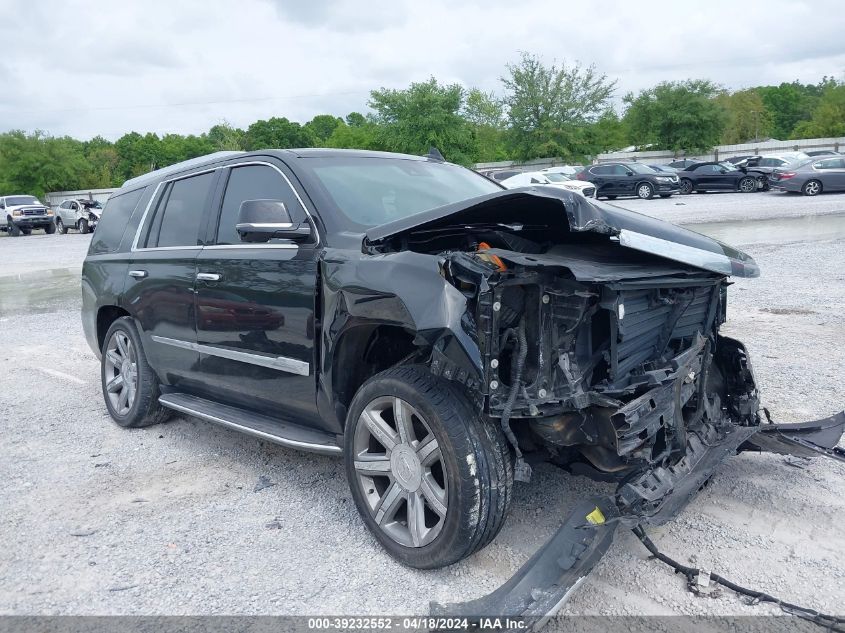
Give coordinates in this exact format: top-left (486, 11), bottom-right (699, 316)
top-left (82, 149), bottom-right (844, 622)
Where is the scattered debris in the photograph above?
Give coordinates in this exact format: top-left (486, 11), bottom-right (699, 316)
top-left (265, 519), bottom-right (283, 530)
top-left (69, 529), bottom-right (98, 537)
top-left (761, 307), bottom-right (817, 315)
top-left (253, 475), bottom-right (276, 493)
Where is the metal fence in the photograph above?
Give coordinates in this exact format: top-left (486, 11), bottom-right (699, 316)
top-left (44, 188), bottom-right (116, 207)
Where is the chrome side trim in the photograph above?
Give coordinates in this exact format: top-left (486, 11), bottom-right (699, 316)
top-left (617, 229), bottom-right (733, 275)
top-left (158, 397), bottom-right (342, 455)
top-left (151, 335), bottom-right (310, 376)
top-left (203, 244), bottom-right (298, 250)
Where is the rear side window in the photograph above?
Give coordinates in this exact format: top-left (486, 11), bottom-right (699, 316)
top-left (215, 165), bottom-right (306, 245)
top-left (150, 172), bottom-right (215, 248)
top-left (89, 188), bottom-right (145, 254)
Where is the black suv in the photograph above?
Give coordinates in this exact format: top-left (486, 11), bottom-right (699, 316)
top-left (82, 149), bottom-right (842, 616)
top-left (575, 162), bottom-right (679, 199)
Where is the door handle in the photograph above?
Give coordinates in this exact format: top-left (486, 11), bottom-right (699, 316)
top-left (128, 270), bottom-right (147, 279)
top-left (196, 273), bottom-right (222, 282)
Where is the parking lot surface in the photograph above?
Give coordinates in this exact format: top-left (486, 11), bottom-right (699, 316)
top-left (1, 191), bottom-right (843, 619)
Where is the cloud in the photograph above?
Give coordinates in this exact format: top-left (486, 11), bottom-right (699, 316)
top-left (0, 0), bottom-right (842, 140)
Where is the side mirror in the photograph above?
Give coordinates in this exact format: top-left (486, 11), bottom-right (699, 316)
top-left (236, 199), bottom-right (312, 243)
top-left (625, 169), bottom-right (635, 176)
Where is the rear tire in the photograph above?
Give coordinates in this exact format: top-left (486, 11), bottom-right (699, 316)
top-left (802, 180), bottom-right (822, 196)
top-left (345, 365), bottom-right (513, 569)
top-left (101, 317), bottom-right (170, 428)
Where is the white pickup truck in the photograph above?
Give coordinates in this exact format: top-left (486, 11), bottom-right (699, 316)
top-left (0, 195), bottom-right (56, 236)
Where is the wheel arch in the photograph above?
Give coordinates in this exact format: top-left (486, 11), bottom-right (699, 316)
top-left (96, 305), bottom-right (131, 352)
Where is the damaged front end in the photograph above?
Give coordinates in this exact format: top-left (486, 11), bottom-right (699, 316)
top-left (362, 187), bottom-right (844, 627)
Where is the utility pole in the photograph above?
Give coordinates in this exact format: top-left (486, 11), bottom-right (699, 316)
top-left (749, 110), bottom-right (759, 142)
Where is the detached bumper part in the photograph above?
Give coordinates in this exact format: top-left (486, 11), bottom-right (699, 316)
top-left (432, 411), bottom-right (844, 627)
top-left (431, 498), bottom-right (618, 630)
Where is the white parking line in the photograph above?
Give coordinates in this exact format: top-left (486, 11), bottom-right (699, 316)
top-left (36, 367), bottom-right (87, 385)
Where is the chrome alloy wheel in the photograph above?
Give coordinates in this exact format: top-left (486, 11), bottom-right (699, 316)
top-left (352, 396), bottom-right (448, 548)
top-left (739, 177), bottom-right (756, 193)
top-left (103, 330), bottom-right (138, 415)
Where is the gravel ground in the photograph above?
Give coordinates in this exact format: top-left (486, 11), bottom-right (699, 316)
top-left (1, 192), bottom-right (843, 620)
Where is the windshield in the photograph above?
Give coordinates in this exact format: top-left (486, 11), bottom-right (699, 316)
top-left (543, 173), bottom-right (571, 182)
top-left (304, 157), bottom-right (502, 229)
top-left (81, 200), bottom-right (103, 208)
top-left (628, 163), bottom-right (656, 175)
top-left (5, 195), bottom-right (41, 206)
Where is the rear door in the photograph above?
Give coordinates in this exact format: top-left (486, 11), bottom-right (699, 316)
top-left (610, 164), bottom-right (634, 195)
top-left (588, 165), bottom-right (613, 196)
top-left (193, 160), bottom-right (325, 430)
top-left (123, 170), bottom-right (218, 390)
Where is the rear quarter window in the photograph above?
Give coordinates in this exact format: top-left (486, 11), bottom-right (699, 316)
top-left (89, 187), bottom-right (146, 255)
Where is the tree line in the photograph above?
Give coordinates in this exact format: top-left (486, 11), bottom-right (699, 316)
top-left (2, 52), bottom-right (843, 197)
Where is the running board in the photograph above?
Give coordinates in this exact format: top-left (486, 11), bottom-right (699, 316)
top-left (158, 392), bottom-right (342, 455)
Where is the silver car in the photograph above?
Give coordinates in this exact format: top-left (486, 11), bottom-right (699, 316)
top-left (55, 199), bottom-right (103, 234)
top-left (770, 156), bottom-right (845, 196)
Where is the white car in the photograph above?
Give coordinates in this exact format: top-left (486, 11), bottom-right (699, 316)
top-left (540, 165), bottom-right (582, 177)
top-left (500, 171), bottom-right (596, 197)
top-left (55, 199), bottom-right (103, 234)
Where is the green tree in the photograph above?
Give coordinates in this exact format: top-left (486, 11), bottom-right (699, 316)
top-left (368, 77), bottom-right (476, 164)
top-left (207, 122), bottom-right (245, 150)
top-left (0, 131), bottom-right (90, 198)
top-left (501, 52), bottom-right (616, 159)
top-left (623, 80), bottom-right (726, 151)
top-left (791, 79), bottom-right (845, 138)
top-left (243, 117), bottom-right (316, 150)
top-left (304, 114), bottom-right (344, 144)
top-left (715, 89), bottom-right (773, 144)
top-left (581, 108), bottom-right (628, 155)
top-left (463, 88), bottom-right (507, 161)
top-left (345, 112), bottom-right (367, 127)
top-left (325, 121), bottom-right (384, 150)
top-left (756, 81), bottom-right (821, 138)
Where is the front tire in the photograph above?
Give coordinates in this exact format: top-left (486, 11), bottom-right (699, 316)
top-left (637, 182), bottom-right (654, 199)
top-left (78, 218), bottom-right (89, 234)
top-left (345, 365), bottom-right (513, 569)
top-left (803, 179), bottom-right (822, 196)
top-left (101, 317), bottom-right (170, 428)
top-left (45, 222), bottom-right (56, 234)
top-left (56, 218), bottom-right (68, 234)
top-left (9, 222), bottom-right (21, 236)
top-left (738, 176), bottom-right (756, 193)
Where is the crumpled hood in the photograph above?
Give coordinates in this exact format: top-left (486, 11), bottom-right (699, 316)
top-left (365, 186), bottom-right (759, 278)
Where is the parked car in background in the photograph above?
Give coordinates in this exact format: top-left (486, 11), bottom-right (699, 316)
top-left (500, 171), bottom-right (596, 197)
top-left (482, 169), bottom-right (523, 181)
top-left (540, 165), bottom-right (581, 177)
top-left (649, 164), bottom-right (678, 174)
top-left (676, 161), bottom-right (767, 194)
top-left (55, 199), bottom-right (104, 234)
top-left (0, 194), bottom-right (56, 236)
top-left (665, 159), bottom-right (702, 169)
top-left (575, 162), bottom-right (679, 199)
top-left (724, 155), bottom-right (759, 165)
top-left (805, 150), bottom-right (841, 157)
top-left (769, 156), bottom-right (845, 195)
top-left (747, 152), bottom-right (811, 177)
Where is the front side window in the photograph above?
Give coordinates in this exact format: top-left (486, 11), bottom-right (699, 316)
top-left (611, 165), bottom-right (630, 175)
top-left (151, 172), bottom-right (214, 248)
top-left (216, 165), bottom-right (306, 245)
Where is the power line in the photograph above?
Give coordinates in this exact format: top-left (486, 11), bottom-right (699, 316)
top-left (0, 89), bottom-right (366, 115)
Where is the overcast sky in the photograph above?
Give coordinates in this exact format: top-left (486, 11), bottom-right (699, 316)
top-left (1, 0), bottom-right (843, 141)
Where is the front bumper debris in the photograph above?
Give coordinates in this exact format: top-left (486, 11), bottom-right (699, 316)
top-left (432, 410), bottom-right (844, 629)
